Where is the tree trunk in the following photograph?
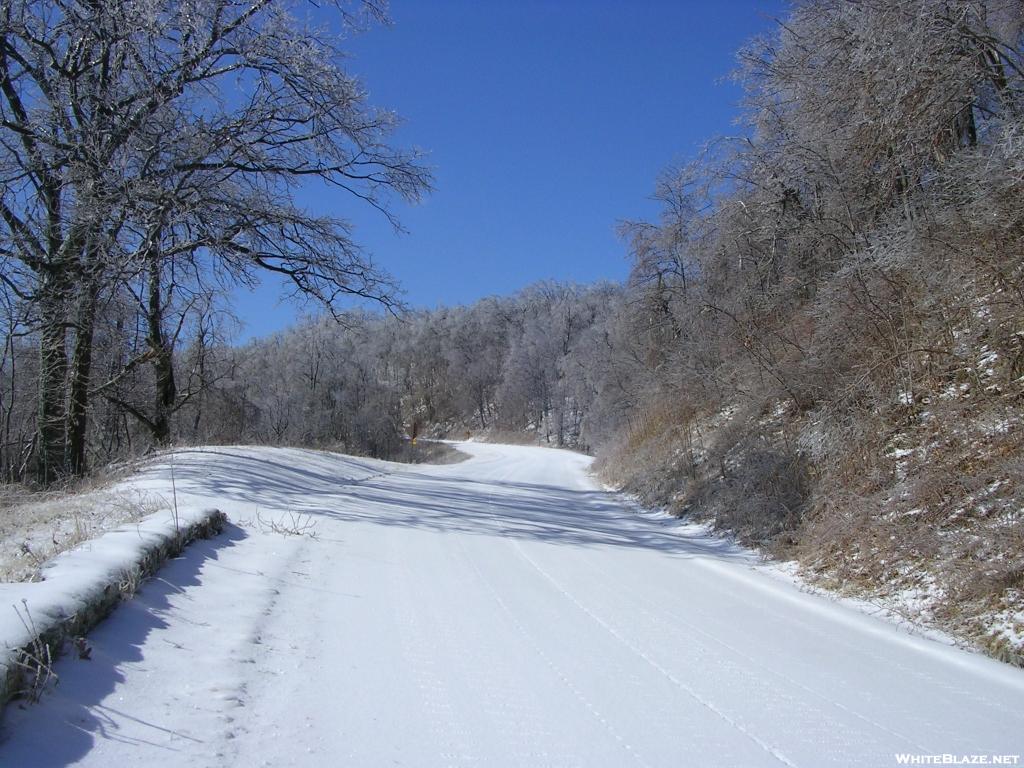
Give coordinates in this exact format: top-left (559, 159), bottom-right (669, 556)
top-left (35, 270), bottom-right (70, 483)
top-left (0, 326), bottom-right (14, 479)
top-left (147, 255), bottom-right (176, 445)
top-left (67, 274), bottom-right (100, 475)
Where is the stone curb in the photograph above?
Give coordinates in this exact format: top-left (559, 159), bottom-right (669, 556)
top-left (0, 509), bottom-right (227, 710)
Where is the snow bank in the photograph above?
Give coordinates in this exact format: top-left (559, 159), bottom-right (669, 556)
top-left (0, 505), bottom-right (225, 708)
top-left (0, 445), bottom-right (391, 711)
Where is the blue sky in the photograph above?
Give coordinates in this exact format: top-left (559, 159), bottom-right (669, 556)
top-left (234, 0), bottom-right (786, 339)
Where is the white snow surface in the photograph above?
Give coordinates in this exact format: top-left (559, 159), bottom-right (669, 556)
top-left (1, 442), bottom-right (1022, 767)
top-left (0, 503), bottom-right (219, 668)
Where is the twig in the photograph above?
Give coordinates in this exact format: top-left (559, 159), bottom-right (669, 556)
top-left (11, 600), bottom-right (57, 703)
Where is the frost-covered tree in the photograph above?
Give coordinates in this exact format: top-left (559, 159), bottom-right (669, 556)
top-left (0, 0), bottom-right (430, 481)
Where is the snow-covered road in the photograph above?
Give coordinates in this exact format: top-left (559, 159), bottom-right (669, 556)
top-left (1, 442), bottom-right (1022, 767)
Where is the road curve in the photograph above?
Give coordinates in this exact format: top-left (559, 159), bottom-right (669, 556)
top-left (1, 442), bottom-right (1021, 767)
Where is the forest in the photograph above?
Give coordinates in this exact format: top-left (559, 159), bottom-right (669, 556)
top-left (2, 0), bottom-right (1023, 656)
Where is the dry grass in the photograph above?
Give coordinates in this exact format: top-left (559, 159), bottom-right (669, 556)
top-left (796, 386), bottom-right (1024, 664)
top-left (388, 440), bottom-right (471, 465)
top-left (10, 600), bottom-right (58, 704)
top-left (475, 429), bottom-right (547, 446)
top-left (597, 368), bottom-right (1024, 664)
top-left (0, 485), bottom-right (167, 582)
top-left (594, 398), bottom-right (705, 508)
top-left (240, 510), bottom-right (320, 539)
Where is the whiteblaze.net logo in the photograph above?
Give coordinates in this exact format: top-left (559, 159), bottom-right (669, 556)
top-left (895, 756), bottom-right (1020, 765)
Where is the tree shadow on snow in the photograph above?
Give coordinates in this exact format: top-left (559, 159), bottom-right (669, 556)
top-left (0, 524), bottom-right (247, 767)
top-left (160, 450), bottom-right (748, 562)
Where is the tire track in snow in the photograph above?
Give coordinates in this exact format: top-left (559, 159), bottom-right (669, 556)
top-left (456, 532), bottom-right (655, 768)
top-left (634, 543), bottom-right (1024, 740)
top-left (439, 533), bottom-right (583, 766)
top-left (542, 544), bottom-right (933, 756)
top-left (456, 459), bottom-right (657, 767)
top-left (473, 465), bottom-right (797, 767)
top-left (209, 533), bottom-right (314, 764)
top-left (570, 477), bottom-right (1024, 747)
top-left (391, 536), bottom-right (478, 767)
top-left (498, 534), bottom-right (798, 767)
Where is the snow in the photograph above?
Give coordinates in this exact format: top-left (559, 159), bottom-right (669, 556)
top-left (981, 417), bottom-right (1014, 436)
top-left (988, 597), bottom-right (1024, 650)
top-left (888, 447), bottom-right (916, 460)
top-left (1, 442), bottom-right (1023, 766)
top-left (0, 502), bottom-right (221, 672)
top-left (977, 347), bottom-right (999, 377)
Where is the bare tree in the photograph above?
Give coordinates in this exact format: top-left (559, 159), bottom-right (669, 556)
top-left (0, 0), bottom-right (431, 480)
